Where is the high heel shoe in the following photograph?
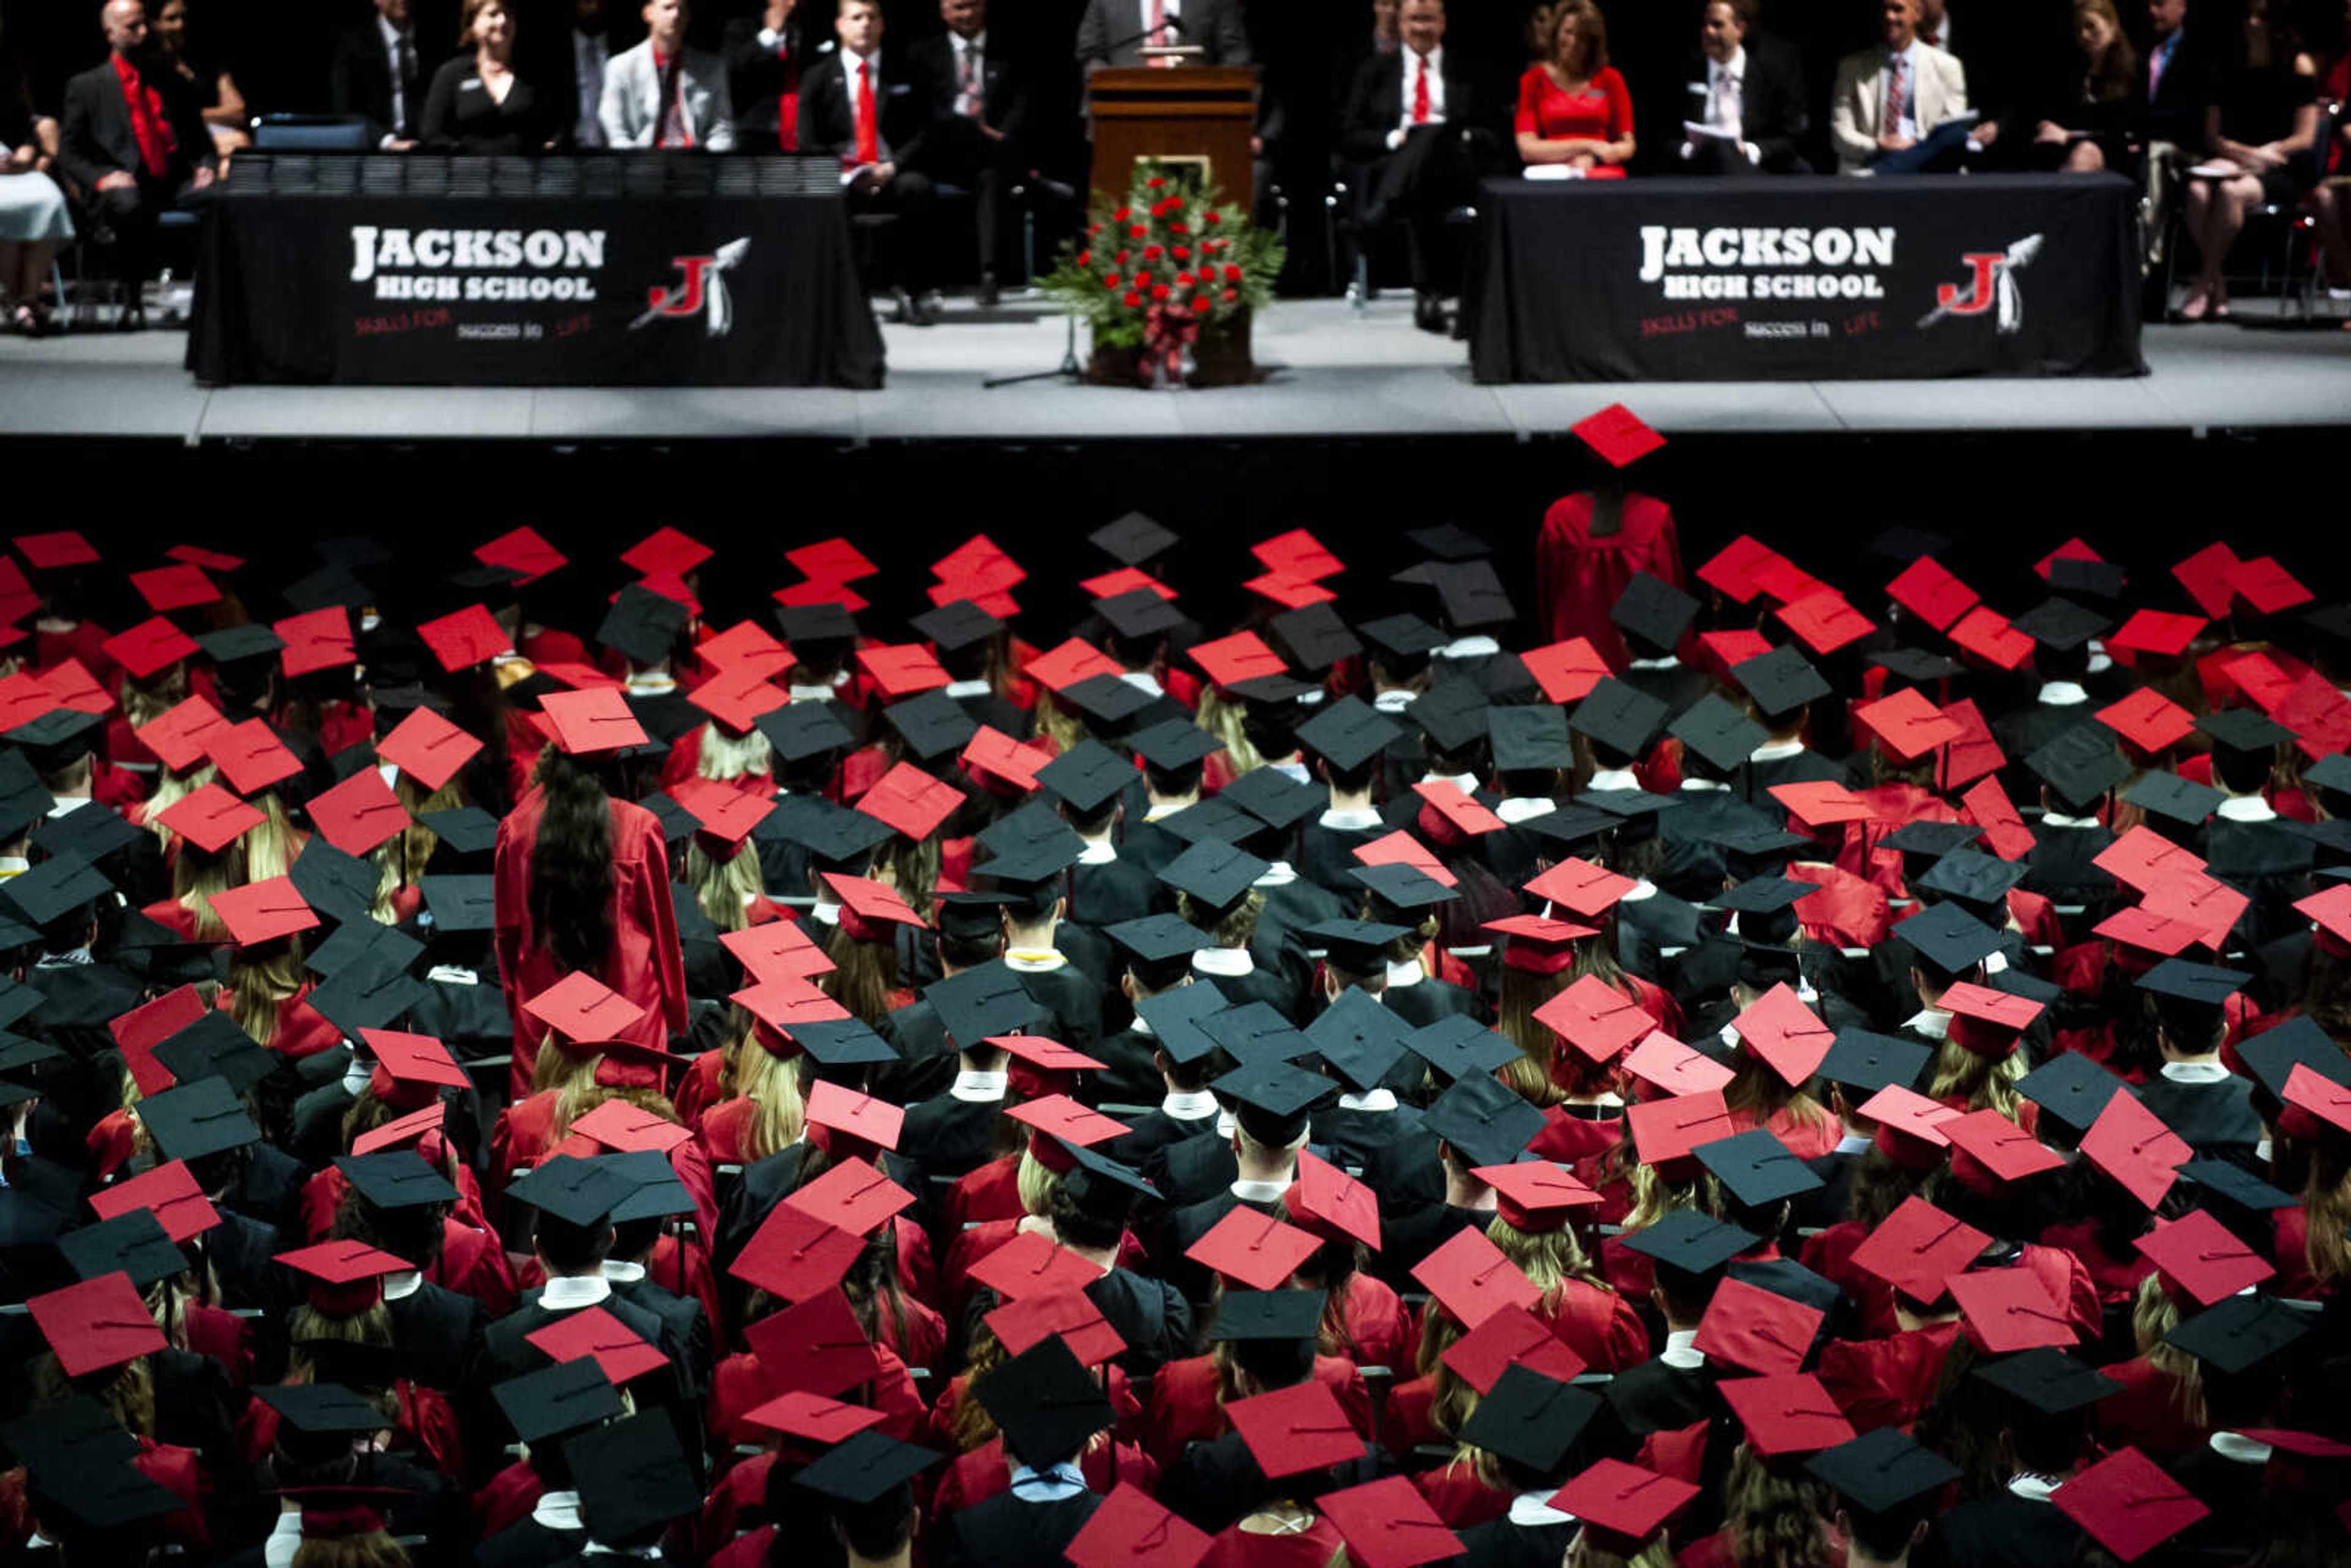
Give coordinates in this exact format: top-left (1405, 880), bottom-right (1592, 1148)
top-left (2178, 289), bottom-right (2211, 323)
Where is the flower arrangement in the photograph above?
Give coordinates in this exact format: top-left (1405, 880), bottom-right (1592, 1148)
top-left (1040, 160), bottom-right (1284, 387)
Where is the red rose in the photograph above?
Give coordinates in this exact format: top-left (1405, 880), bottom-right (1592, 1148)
top-left (1152, 284), bottom-right (1171, 301)
top-left (1133, 271), bottom-right (1152, 287)
top-left (1167, 221), bottom-right (1188, 235)
top-left (1142, 245), bottom-right (1163, 261)
top-left (1223, 264), bottom-right (1243, 282)
top-left (1102, 272), bottom-right (1120, 288)
top-left (1221, 288), bottom-right (1238, 302)
top-left (1171, 246), bottom-right (1190, 260)
top-left (1128, 224), bottom-right (1147, 239)
top-left (1077, 250), bottom-right (1092, 267)
top-left (1115, 249), bottom-right (1130, 264)
top-left (1204, 211), bottom-right (1222, 226)
top-left (1123, 291), bottom-right (1142, 307)
top-left (1146, 176), bottom-right (1166, 187)
top-left (1112, 206), bottom-right (1131, 222)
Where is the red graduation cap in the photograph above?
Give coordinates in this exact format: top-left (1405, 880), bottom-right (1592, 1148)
top-left (2295, 883), bottom-right (2351, 951)
top-left (13, 530), bottom-right (98, 570)
top-left (1856, 1084), bottom-right (1959, 1169)
top-left (686, 666), bottom-right (788, 737)
top-left (672, 778), bottom-right (772, 855)
top-left (1078, 567), bottom-right (1174, 602)
top-left (2139, 868), bottom-right (2248, 954)
top-left (136, 695), bottom-right (229, 773)
top-left (1959, 775), bottom-right (2036, 861)
top-left (1065, 1484), bottom-right (1215, 1568)
top-left (28, 1272), bottom-right (168, 1376)
top-left (857, 643), bottom-right (950, 700)
top-left (1520, 639), bottom-right (1611, 703)
top-left (1288, 1149), bottom-right (1381, 1252)
top-left (984, 1288), bottom-right (1128, 1370)
top-left (566, 1097), bottom-right (691, 1156)
top-left (1626, 1089), bottom-right (1738, 1166)
top-left (787, 538), bottom-right (878, 583)
top-left (1409, 1224), bottom-right (1539, 1330)
top-left (784, 1159), bottom-right (916, 1240)
top-left (965, 1229), bottom-right (1104, 1302)
top-left (620, 526), bottom-right (712, 577)
top-left (523, 970), bottom-right (650, 1045)
top-left (742, 1288), bottom-right (881, 1398)
top-left (2172, 542), bottom-right (2242, 621)
top-left (1623, 1032), bottom-right (1734, 1097)
top-left (1717, 1373), bottom-right (1856, 1456)
top-left (1551, 1460), bottom-right (1700, 1547)
top-left (1854, 688), bottom-right (1963, 762)
top-left (527, 1305), bottom-right (670, 1386)
top-left (804, 1079), bottom-right (904, 1153)
top-left (208, 718), bottom-right (301, 795)
top-left (1352, 830), bottom-right (1457, 888)
top-left (1769, 779), bottom-right (1875, 827)
top-left (1187, 631), bottom-right (1288, 691)
top-left (276, 607), bottom-right (357, 678)
top-left (1438, 1301), bottom-right (1586, 1394)
top-left (276, 1239), bottom-right (409, 1314)
top-left (1570, 402), bottom-right (1665, 468)
top-left (1472, 1160), bottom-right (1600, 1233)
top-left (209, 876), bottom-right (320, 947)
top-left (1939, 1108), bottom-right (2064, 1184)
top-left (1251, 528), bottom-right (1344, 583)
top-left (536, 688), bottom-right (650, 756)
top-left (1751, 557), bottom-right (1827, 607)
top-left (741, 1389), bottom-right (887, 1446)
top-left (1524, 857), bottom-right (1635, 920)
top-left (474, 525), bottom-right (567, 583)
top-left (994, 1036), bottom-right (1108, 1075)
top-left (129, 563), bottom-right (220, 613)
top-left (1696, 538), bottom-right (1784, 604)
top-left (1223, 1381), bottom-right (1364, 1478)
top-left (2079, 1090), bottom-right (2191, 1209)
top-left (2034, 536), bottom-right (2106, 580)
top-left (88, 1159), bottom-right (219, 1243)
top-left (1846, 1195), bottom-right (1989, 1302)
top-left (1484, 914), bottom-right (1600, 973)
top-left (376, 707), bottom-right (482, 793)
top-left (1005, 1095), bottom-right (1126, 1170)
top-left (1948, 606), bottom-right (2034, 672)
top-left (696, 620), bottom-right (791, 680)
top-left (961, 727), bottom-right (1051, 793)
top-left (1730, 983), bottom-right (1835, 1085)
top-left (111, 984), bottom-right (208, 1098)
top-left (1696, 629), bottom-right (1774, 677)
top-left (1414, 779), bottom-right (1504, 839)
top-left (2132, 1207), bottom-right (2273, 1306)
top-left (2282, 1062), bottom-right (2351, 1136)
top-left (932, 533), bottom-right (1026, 593)
top-left (731, 977), bottom-right (852, 1051)
top-left (306, 767), bottom-right (411, 857)
top-left (1885, 557), bottom-right (1978, 631)
top-left (1940, 982), bottom-right (2043, 1059)
top-left (416, 604), bottom-right (511, 672)
top-left (2105, 609), bottom-right (2205, 660)
top-left (2096, 688), bottom-right (2196, 754)
top-left (351, 1101), bottom-right (444, 1157)
top-left (2050, 1447), bottom-right (2210, 1563)
top-left (732, 1203), bottom-right (865, 1302)
top-left (1948, 1267), bottom-right (2078, 1352)
top-left (534, 660), bottom-right (622, 692)
top-left (362, 1027), bottom-right (469, 1094)
top-left (1935, 698), bottom-right (2006, 793)
top-left (2227, 555), bottom-right (2311, 615)
top-left (155, 781), bottom-right (264, 855)
top-left (820, 872), bottom-right (926, 938)
top-left (719, 923), bottom-right (834, 986)
top-left (858, 762), bottom-right (964, 842)
top-left (2093, 826), bottom-right (2208, 895)
top-left (1243, 572), bottom-right (1335, 610)
top-left (1695, 1277), bottom-right (1823, 1376)
top-left (1534, 973), bottom-right (1655, 1064)
top-left (1777, 590), bottom-right (1875, 657)
top-left (102, 616), bottom-right (201, 681)
top-left (2094, 906), bottom-right (2204, 961)
top-left (1319, 1476), bottom-right (1464, 1568)
top-left (1185, 1207), bottom-right (1322, 1291)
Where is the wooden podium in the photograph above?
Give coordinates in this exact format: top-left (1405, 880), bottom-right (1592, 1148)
top-left (1087, 67), bottom-right (1258, 212)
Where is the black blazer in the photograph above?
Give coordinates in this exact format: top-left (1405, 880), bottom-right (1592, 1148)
top-left (329, 21), bottom-right (433, 146)
top-left (57, 57), bottom-right (214, 197)
top-left (419, 56), bottom-right (561, 154)
top-left (721, 13), bottom-right (808, 146)
top-left (1681, 32), bottom-right (1809, 171)
top-left (795, 48), bottom-right (928, 167)
top-left (905, 32), bottom-right (1033, 152)
top-left (1337, 48), bottom-right (1488, 163)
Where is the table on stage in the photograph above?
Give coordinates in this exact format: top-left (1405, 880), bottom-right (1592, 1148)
top-left (1468, 171), bottom-right (2145, 383)
top-left (187, 154), bottom-right (886, 389)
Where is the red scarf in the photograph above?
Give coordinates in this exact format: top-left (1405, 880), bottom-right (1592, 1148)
top-left (113, 52), bottom-right (176, 179)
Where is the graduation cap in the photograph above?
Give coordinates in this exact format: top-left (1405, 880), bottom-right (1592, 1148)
top-left (0, 850), bottom-right (111, 929)
top-left (758, 701), bottom-right (856, 765)
top-left (1424, 560), bottom-right (1515, 631)
top-left (1207, 1285), bottom-right (1327, 1342)
top-left (2011, 598), bottom-right (2110, 651)
top-left (336, 1149), bottom-right (460, 1212)
top-left (1693, 1128), bottom-right (1823, 1207)
top-left (1731, 647), bottom-right (1830, 720)
top-left (1065, 1485), bottom-right (1214, 1568)
top-left (2017, 1051), bottom-right (2131, 1133)
top-left (1160, 839), bottom-right (1269, 912)
top-left (1213, 1058), bottom-right (1330, 1144)
top-left (1107, 912), bottom-right (1210, 968)
top-left (1872, 647), bottom-right (1967, 684)
top-left (976, 1336), bottom-right (1114, 1469)
top-left (136, 1075), bottom-right (260, 1162)
top-left (2050, 1447), bottom-right (2210, 1564)
top-left (1358, 613), bottom-right (1447, 666)
top-left (1551, 1460), bottom-right (1700, 1553)
top-left (2107, 771), bottom-right (2213, 830)
top-left (506, 1155), bottom-right (637, 1229)
top-left (1897, 901), bottom-right (2004, 975)
top-left (2162, 1292), bottom-right (2309, 1373)
top-left (2025, 724), bottom-right (2131, 808)
top-left (563, 1411), bottom-right (703, 1542)
top-left (1421, 1072), bottom-right (1544, 1169)
top-left (1973, 1348), bottom-right (2120, 1414)
top-left (924, 962), bottom-right (1043, 1050)
top-left (1670, 693), bottom-right (1769, 774)
top-left (58, 1209), bottom-right (187, 1290)
top-left (1089, 511), bottom-right (1179, 566)
top-left (596, 584), bottom-right (688, 668)
top-left (1131, 980), bottom-right (1229, 1065)
top-left (1035, 739), bottom-right (1137, 815)
top-left (770, 796), bottom-right (894, 871)
top-left (151, 1011), bottom-right (276, 1095)
top-left (30, 802), bottom-right (142, 866)
top-left (2198, 707), bottom-right (2292, 755)
top-left (1220, 767), bottom-right (1321, 833)
top-left (1621, 1209), bottom-right (1758, 1275)
top-left (1570, 678), bottom-right (1668, 759)
top-left (256, 1382), bottom-right (397, 1436)
top-left (1817, 1029), bottom-right (1932, 1095)
top-left (1296, 697), bottom-right (1401, 773)
top-left (1611, 572), bottom-right (1698, 653)
top-left (26, 1272), bottom-right (169, 1377)
top-left (1303, 985), bottom-right (1411, 1089)
top-left (1711, 876), bottom-right (1811, 916)
top-left (1408, 678), bottom-right (1489, 755)
top-left (1348, 861), bottom-right (1458, 913)
top-left (1455, 1364), bottom-right (1601, 1477)
top-left (1571, 402), bottom-right (1665, 467)
top-left (2235, 1014), bottom-right (2350, 1101)
top-left (1805, 1428), bottom-right (1962, 1518)
top-left (792, 1429), bottom-right (943, 1508)
top-left (1128, 718), bottom-right (1224, 773)
top-left (1488, 706), bottom-right (1571, 773)
top-left (1403, 1015), bottom-right (1520, 1081)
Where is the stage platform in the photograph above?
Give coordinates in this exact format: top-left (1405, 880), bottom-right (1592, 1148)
top-left (2, 294), bottom-right (2345, 446)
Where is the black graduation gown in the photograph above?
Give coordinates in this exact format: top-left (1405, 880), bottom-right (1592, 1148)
top-left (478, 1286), bottom-right (678, 1385)
top-left (1150, 1131), bottom-right (1239, 1208)
top-left (1604, 1356), bottom-right (1711, 1438)
top-left (1312, 1103), bottom-right (1426, 1176)
top-left (716, 1142), bottom-right (815, 1268)
top-left (875, 998), bottom-right (961, 1107)
top-left (386, 1278), bottom-right (486, 1389)
top-left (897, 1090), bottom-right (1007, 1190)
top-left (2021, 823), bottom-right (2117, 914)
top-left (1161, 1429), bottom-right (1275, 1533)
top-left (1614, 888), bottom-right (1704, 973)
top-left (1377, 1202), bottom-right (1487, 1286)
top-left (2164, 1444), bottom-right (2269, 1561)
top-left (1381, 976), bottom-right (1482, 1032)
top-left (2137, 1071), bottom-right (2263, 1161)
top-left (1618, 659), bottom-right (1709, 715)
top-left (1081, 1026), bottom-right (1163, 1109)
top-left (624, 686), bottom-right (703, 745)
top-left (476, 1515), bottom-right (588, 1568)
top-left (1067, 853), bottom-right (1158, 928)
top-left (1086, 1265), bottom-right (1194, 1372)
top-left (1110, 1105), bottom-right (1219, 1170)
top-left (1253, 876), bottom-right (1348, 969)
top-left (1011, 958), bottom-right (1104, 1048)
top-left (1738, 749), bottom-right (1848, 809)
top-left (936, 1490), bottom-right (1102, 1568)
top-left (1116, 815), bottom-right (1188, 877)
top-left (611, 1272), bottom-right (712, 1396)
top-left (1297, 818), bottom-right (1386, 896)
top-left (1452, 1512), bottom-right (1579, 1568)
top-left (1920, 1491), bottom-right (2085, 1568)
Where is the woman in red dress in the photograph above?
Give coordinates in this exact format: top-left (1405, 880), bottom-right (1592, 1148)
top-left (1513, 0), bottom-right (1637, 177)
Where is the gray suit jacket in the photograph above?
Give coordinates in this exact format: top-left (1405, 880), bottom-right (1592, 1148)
top-left (598, 39), bottom-right (738, 151)
top-left (1076, 0), bottom-right (1251, 69)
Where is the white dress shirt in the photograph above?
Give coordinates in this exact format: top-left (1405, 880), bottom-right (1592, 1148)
top-left (379, 13), bottom-right (416, 138)
top-left (1389, 45), bottom-right (1447, 148)
top-left (950, 30), bottom-right (988, 118)
top-left (1708, 47), bottom-right (1745, 134)
top-left (573, 28), bottom-right (610, 146)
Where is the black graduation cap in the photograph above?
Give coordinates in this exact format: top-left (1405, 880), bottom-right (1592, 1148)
top-left (774, 797), bottom-right (895, 870)
top-left (1421, 1072), bottom-right (1544, 1169)
top-left (596, 584), bottom-right (688, 667)
top-left (1805, 1428), bottom-right (1962, 1517)
top-left (793, 1430), bottom-right (943, 1506)
top-left (1089, 511), bottom-right (1179, 566)
top-left (974, 800), bottom-right (1084, 865)
top-left (493, 1358), bottom-right (625, 1445)
top-left (152, 1011), bottom-right (276, 1095)
top-left (420, 874), bottom-right (495, 934)
top-left (1270, 604), bottom-right (1360, 673)
top-left (1296, 697), bottom-right (1401, 773)
top-left (2179, 1158), bottom-right (2298, 1211)
top-left (972, 833), bottom-right (1083, 888)
top-left (1611, 572), bottom-right (1698, 653)
top-left (1199, 1002), bottom-right (1312, 1066)
top-left (1570, 678), bottom-right (1668, 757)
top-left (419, 805), bottom-right (499, 856)
top-left (1062, 673), bottom-right (1157, 733)
top-left (1817, 1029), bottom-right (1932, 1094)
top-left (1711, 876), bottom-right (1810, 916)
top-left (1405, 523), bottom-right (1491, 561)
top-left (58, 1209), bottom-right (187, 1289)
top-left (881, 690), bottom-right (978, 762)
top-left (1221, 767), bottom-right (1321, 832)
top-left (934, 890), bottom-right (1010, 948)
top-left (30, 802), bottom-right (141, 865)
top-left (1153, 796), bottom-right (1258, 849)
top-left (1731, 647), bottom-right (1830, 719)
top-left (1304, 986), bottom-right (1412, 1090)
top-left (137, 1075), bottom-right (260, 1161)
top-left (1160, 839), bottom-right (1269, 910)
top-left (1358, 613), bottom-right (1447, 665)
top-left (600, 1149), bottom-right (697, 1224)
top-left (1128, 718), bottom-right (1224, 773)
top-left (21, 1456), bottom-right (184, 1532)
top-left (1460, 1367), bottom-right (1602, 1476)
top-left (1671, 694), bottom-right (1769, 773)
top-left (1108, 913), bottom-right (1210, 966)
top-left (256, 1382), bottom-right (397, 1435)
top-left (2235, 1015), bottom-right (2351, 1100)
top-left (910, 598), bottom-right (1005, 655)
top-left (2048, 556), bottom-right (2126, 601)
top-left (1035, 739), bottom-right (1136, 814)
top-left (566, 1411), bottom-right (703, 1542)
top-left (1305, 918), bottom-right (1411, 972)
top-left (2199, 708), bottom-right (2292, 755)
top-left (1405, 1015), bottom-right (1521, 1081)
top-left (283, 563), bottom-right (373, 615)
top-left (1692, 1130), bottom-right (1823, 1207)
top-left (1058, 1139), bottom-right (1158, 1210)
top-left (506, 1155), bottom-right (637, 1228)
top-left (1717, 824), bottom-right (1810, 861)
top-left (1898, 902), bottom-right (2004, 973)
top-left (1209, 1288), bottom-right (1328, 1343)
top-left (2163, 1294), bottom-right (2308, 1375)
top-left (1132, 979), bottom-right (1229, 1065)
top-left (1423, 560), bottom-right (1513, 631)
top-left (2125, 772), bottom-right (2222, 829)
top-left (1488, 706), bottom-right (1572, 773)
top-left (1409, 678), bottom-right (1489, 754)
top-left (307, 918), bottom-right (423, 982)
top-left (0, 850), bottom-right (111, 928)
top-left (1881, 822), bottom-right (1982, 858)
top-left (977, 1337), bottom-right (1115, 1468)
top-left (1212, 1058), bottom-right (1332, 1139)
top-left (1348, 863), bottom-right (1458, 913)
top-left (774, 603), bottom-right (858, 648)
top-left (1869, 648), bottom-right (1967, 684)
top-left (1915, 850), bottom-right (2027, 908)
top-left (2010, 598), bottom-right (2111, 651)
top-left (2025, 725), bottom-right (2131, 807)
top-left (786, 1017), bottom-right (901, 1070)
top-left (758, 702), bottom-right (857, 765)
top-left (288, 839), bottom-right (380, 929)
top-left (336, 1150), bottom-right (460, 1211)
top-left (924, 962), bottom-right (1043, 1050)
top-left (3, 1397), bottom-right (138, 1474)
top-left (307, 955), bottom-right (427, 1040)
top-left (2302, 752), bottom-right (2351, 796)
top-left (195, 624), bottom-right (286, 666)
top-left (1093, 589), bottom-right (1186, 645)
top-left (1974, 1349), bottom-right (2121, 1415)
top-left (1619, 1208), bottom-right (1757, 1274)
top-left (2017, 1051), bottom-right (2132, 1133)
top-left (2135, 959), bottom-right (2247, 1005)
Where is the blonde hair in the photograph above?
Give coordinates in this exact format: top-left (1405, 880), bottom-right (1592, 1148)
top-left (1925, 1038), bottom-right (2027, 1118)
top-left (722, 1039), bottom-right (806, 1163)
top-left (1495, 967), bottom-right (1569, 1107)
top-left (1015, 1147), bottom-right (1061, 1217)
top-left (1178, 887), bottom-right (1263, 951)
top-left (229, 940), bottom-right (309, 1048)
top-left (1486, 1214), bottom-right (1607, 1294)
top-left (529, 1037), bottom-right (599, 1097)
top-left (818, 918), bottom-right (901, 1024)
top-left (30, 1354), bottom-right (156, 1438)
top-left (685, 839), bottom-right (763, 933)
top-left (1194, 688), bottom-right (1265, 777)
top-left (172, 838), bottom-right (244, 942)
top-left (140, 759), bottom-right (222, 847)
top-left (294, 1532), bottom-right (413, 1568)
top-left (2129, 1272), bottom-right (2205, 1428)
top-left (246, 790), bottom-right (301, 883)
top-left (696, 724), bottom-right (773, 784)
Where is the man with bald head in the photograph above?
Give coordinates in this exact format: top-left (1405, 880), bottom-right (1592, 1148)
top-left (59, 0), bottom-right (216, 323)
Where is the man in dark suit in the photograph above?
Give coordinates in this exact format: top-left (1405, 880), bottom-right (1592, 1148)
top-left (1074, 0), bottom-right (1249, 69)
top-left (722, 0), bottom-right (809, 151)
top-left (58, 0), bottom-right (217, 314)
top-left (329, 0), bottom-right (435, 149)
top-left (798, 0), bottom-right (939, 320)
top-left (905, 0), bottom-right (1030, 302)
top-left (1338, 0), bottom-right (1494, 333)
top-left (1678, 0), bottom-right (1809, 173)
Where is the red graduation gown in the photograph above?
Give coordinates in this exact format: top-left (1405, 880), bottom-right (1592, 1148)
top-left (1140, 1353), bottom-right (1371, 1472)
top-left (929, 1433), bottom-right (1158, 1519)
top-left (2093, 1354), bottom-right (2210, 1460)
top-left (1539, 1277), bottom-right (1650, 1373)
top-left (708, 1342), bottom-right (925, 1449)
top-left (1534, 489), bottom-right (1684, 667)
top-left (1202, 1518), bottom-right (1348, 1568)
top-left (1413, 1461), bottom-right (1513, 1528)
top-left (1817, 1321), bottom-right (1962, 1431)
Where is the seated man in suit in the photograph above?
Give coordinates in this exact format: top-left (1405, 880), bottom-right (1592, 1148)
top-left (331, 0), bottom-right (433, 151)
top-left (1679, 0), bottom-right (1809, 173)
top-left (1076, 0), bottom-right (1250, 70)
top-left (722, 0), bottom-right (807, 152)
top-left (907, 0), bottom-right (1029, 304)
top-left (58, 0), bottom-right (217, 323)
top-left (1337, 0), bottom-right (1493, 334)
top-left (800, 0), bottom-right (937, 322)
top-left (599, 0), bottom-right (736, 149)
top-left (1828, 0), bottom-right (1995, 173)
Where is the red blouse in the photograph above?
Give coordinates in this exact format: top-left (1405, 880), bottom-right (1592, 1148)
top-left (1514, 65), bottom-right (1633, 178)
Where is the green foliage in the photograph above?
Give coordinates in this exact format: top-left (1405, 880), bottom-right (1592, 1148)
top-left (1039, 160), bottom-right (1285, 349)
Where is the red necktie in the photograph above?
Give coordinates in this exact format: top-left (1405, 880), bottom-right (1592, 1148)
top-left (115, 56), bottom-right (173, 178)
top-left (854, 59), bottom-right (880, 164)
top-left (1411, 54), bottom-right (1431, 124)
top-left (1883, 53), bottom-right (1907, 131)
top-left (776, 39), bottom-right (800, 152)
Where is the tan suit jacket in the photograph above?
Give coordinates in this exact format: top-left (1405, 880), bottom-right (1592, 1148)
top-left (1828, 40), bottom-right (1968, 173)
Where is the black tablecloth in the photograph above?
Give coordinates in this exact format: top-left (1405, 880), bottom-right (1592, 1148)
top-left (187, 154), bottom-right (885, 388)
top-left (1469, 173), bottom-right (2144, 383)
